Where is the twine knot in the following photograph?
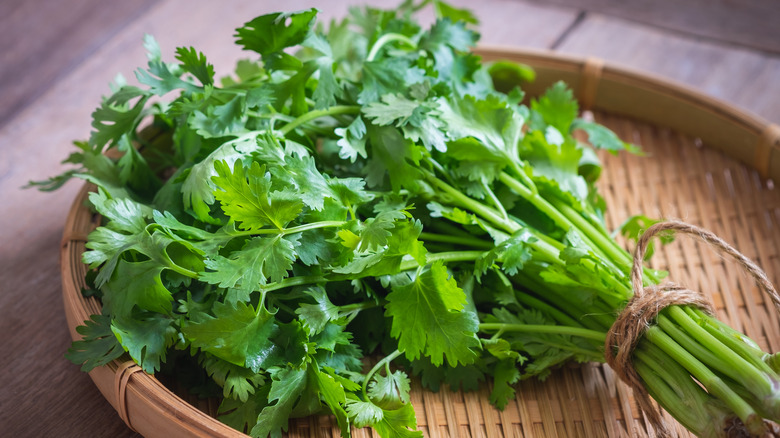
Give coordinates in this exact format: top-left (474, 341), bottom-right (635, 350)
top-left (603, 220), bottom-right (780, 436)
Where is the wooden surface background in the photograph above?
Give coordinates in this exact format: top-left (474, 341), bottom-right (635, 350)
top-left (1, 0), bottom-right (778, 437)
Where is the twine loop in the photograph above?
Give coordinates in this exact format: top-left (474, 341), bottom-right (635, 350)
top-left (603, 220), bottom-right (780, 436)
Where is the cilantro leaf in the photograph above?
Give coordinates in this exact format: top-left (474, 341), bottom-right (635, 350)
top-left (250, 366), bottom-right (308, 438)
top-left (65, 314), bottom-right (126, 372)
top-left (111, 313), bottom-right (176, 373)
top-left (212, 159), bottom-right (303, 231)
top-left (368, 369), bottom-right (411, 410)
top-left (345, 398), bottom-right (384, 428)
top-left (372, 403), bottom-right (423, 438)
top-left (489, 358), bottom-right (521, 410)
top-left (201, 353), bottom-right (265, 402)
top-left (101, 258), bottom-right (173, 319)
top-left (200, 235), bottom-right (297, 291)
top-left (530, 81), bottom-right (578, 134)
top-left (236, 9), bottom-right (318, 57)
top-left (183, 301), bottom-right (278, 372)
top-left (175, 46), bottom-right (215, 86)
top-left (385, 261), bottom-right (480, 366)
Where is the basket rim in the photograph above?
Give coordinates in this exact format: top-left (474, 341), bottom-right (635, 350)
top-left (60, 47), bottom-right (779, 438)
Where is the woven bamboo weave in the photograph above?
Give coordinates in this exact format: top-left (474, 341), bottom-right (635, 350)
top-left (61, 49), bottom-right (780, 437)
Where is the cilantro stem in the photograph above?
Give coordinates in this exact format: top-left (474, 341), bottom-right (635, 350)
top-left (235, 221), bottom-right (346, 237)
top-left (418, 232), bottom-right (494, 249)
top-left (643, 325), bottom-right (760, 427)
top-left (478, 323), bottom-right (607, 343)
top-left (482, 180), bottom-right (509, 221)
top-left (366, 33), bottom-right (417, 62)
top-left (362, 349), bottom-right (404, 399)
top-left (399, 250), bottom-right (486, 271)
top-left (261, 275), bottom-right (327, 293)
top-left (279, 105), bottom-right (360, 135)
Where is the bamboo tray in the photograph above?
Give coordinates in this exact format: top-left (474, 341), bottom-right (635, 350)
top-left (61, 47), bottom-right (780, 437)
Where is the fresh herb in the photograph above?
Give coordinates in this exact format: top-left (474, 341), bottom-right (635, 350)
top-left (36, 1), bottom-right (780, 437)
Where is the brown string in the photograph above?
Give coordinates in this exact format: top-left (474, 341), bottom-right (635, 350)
top-left (604, 220), bottom-right (780, 436)
top-left (114, 360), bottom-right (143, 432)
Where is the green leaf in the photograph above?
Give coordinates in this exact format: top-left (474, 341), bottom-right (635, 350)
top-left (314, 367), bottom-right (351, 436)
top-left (65, 314), bottom-right (125, 372)
top-left (365, 124), bottom-right (424, 191)
top-left (236, 9), bottom-right (318, 57)
top-left (183, 301), bottom-right (278, 372)
top-left (180, 135), bottom-right (261, 223)
top-left (368, 369), bottom-right (411, 410)
top-left (135, 35), bottom-right (201, 96)
top-left (530, 81), bottom-right (578, 134)
top-left (270, 155), bottom-right (330, 211)
top-left (358, 209), bottom-right (407, 251)
top-left (190, 95), bottom-right (247, 138)
top-left (358, 58), bottom-right (425, 105)
top-left (303, 32), bottom-right (340, 109)
top-left (175, 46), bottom-right (215, 86)
top-left (489, 359), bottom-right (521, 409)
top-left (111, 313), bottom-right (176, 373)
top-left (89, 91), bottom-right (149, 149)
top-left (334, 116), bottom-right (368, 162)
top-left (218, 387), bottom-right (268, 433)
top-left (295, 287), bottom-right (341, 335)
top-left (345, 399), bottom-right (384, 428)
top-left (201, 353), bottom-right (265, 402)
top-left (212, 160), bottom-right (303, 231)
top-left (372, 403), bottom-right (423, 438)
top-left (201, 235), bottom-right (297, 292)
top-left (617, 214), bottom-right (673, 260)
top-left (102, 259), bottom-right (172, 319)
top-left (571, 119), bottom-right (627, 153)
top-left (251, 366), bottom-right (309, 438)
top-left (385, 261), bottom-right (480, 366)
top-left (439, 94), bottom-right (524, 170)
top-left (433, 1), bottom-right (479, 24)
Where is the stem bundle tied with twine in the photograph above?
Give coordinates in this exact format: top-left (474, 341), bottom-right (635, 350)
top-left (605, 220), bottom-right (780, 437)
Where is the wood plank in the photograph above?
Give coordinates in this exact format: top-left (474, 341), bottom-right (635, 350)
top-left (554, 13), bottom-right (780, 124)
top-left (519, 0), bottom-right (780, 54)
top-left (0, 1), bottom-right (576, 437)
top-left (0, 0), bottom-right (158, 128)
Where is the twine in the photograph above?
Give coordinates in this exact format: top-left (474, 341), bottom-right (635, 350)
top-left (603, 220), bottom-right (780, 436)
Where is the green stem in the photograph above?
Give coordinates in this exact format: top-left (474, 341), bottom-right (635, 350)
top-left (665, 306), bottom-right (773, 397)
top-left (399, 250), bottom-right (486, 271)
top-left (482, 180), bottom-right (509, 220)
top-left (507, 160), bottom-right (538, 195)
top-left (234, 221), bottom-right (346, 237)
top-left (279, 105), bottom-right (360, 135)
top-left (426, 174), bottom-right (519, 234)
top-left (261, 275), bottom-right (328, 293)
top-left (686, 307), bottom-right (775, 375)
top-left (366, 33), bottom-right (417, 62)
top-left (418, 232), bottom-right (495, 250)
top-left (478, 323), bottom-right (607, 342)
top-left (644, 325), bottom-right (760, 428)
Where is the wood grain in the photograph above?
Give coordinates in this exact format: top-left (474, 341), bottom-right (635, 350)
top-left (521, 0), bottom-right (780, 54)
top-left (1, 0), bottom-right (779, 437)
top-left (555, 13), bottom-right (780, 125)
top-left (0, 0), bottom-right (158, 128)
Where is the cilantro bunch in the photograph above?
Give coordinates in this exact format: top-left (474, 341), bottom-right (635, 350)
top-left (38, 1), bottom-right (780, 437)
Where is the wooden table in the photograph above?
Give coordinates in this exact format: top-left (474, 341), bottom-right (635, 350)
top-left (1, 1), bottom-right (778, 436)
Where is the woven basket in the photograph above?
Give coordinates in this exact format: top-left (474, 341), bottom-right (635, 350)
top-left (61, 47), bottom-right (780, 437)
